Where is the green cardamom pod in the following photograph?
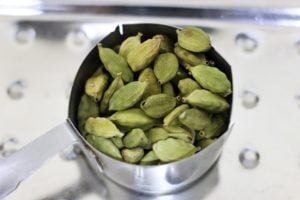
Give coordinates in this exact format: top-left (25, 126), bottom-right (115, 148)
top-left (189, 64), bottom-right (232, 97)
top-left (98, 44), bottom-right (134, 82)
top-left (141, 94), bottom-right (177, 118)
top-left (138, 68), bottom-right (161, 98)
top-left (178, 108), bottom-right (211, 130)
top-left (153, 34), bottom-right (174, 53)
top-left (85, 117), bottom-right (124, 138)
top-left (202, 114), bottom-right (226, 139)
top-left (85, 72), bottom-right (109, 101)
top-left (122, 148), bottom-right (144, 164)
top-left (77, 94), bottom-right (99, 135)
top-left (140, 151), bottom-right (159, 165)
top-left (109, 81), bottom-right (147, 111)
top-left (119, 32), bottom-right (142, 59)
top-left (111, 137), bottom-right (124, 149)
top-left (146, 127), bottom-right (169, 145)
top-left (162, 82), bottom-right (175, 97)
top-left (174, 44), bottom-right (207, 66)
top-left (153, 138), bottom-right (196, 162)
top-left (198, 138), bottom-right (214, 149)
top-left (163, 104), bottom-right (189, 126)
top-left (100, 74), bottom-right (124, 114)
top-left (109, 108), bottom-right (157, 129)
top-left (178, 78), bottom-right (201, 96)
top-left (123, 128), bottom-right (149, 148)
top-left (154, 52), bottom-right (179, 84)
top-left (176, 27), bottom-right (211, 52)
top-left (183, 89), bottom-right (230, 113)
top-left (127, 38), bottom-right (161, 72)
top-left (86, 135), bottom-right (122, 160)
top-left (163, 126), bottom-right (193, 143)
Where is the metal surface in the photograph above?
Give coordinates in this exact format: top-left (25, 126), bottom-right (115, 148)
top-left (0, 23), bottom-right (233, 198)
top-left (0, 121), bottom-right (80, 199)
top-left (1, 3), bottom-right (300, 200)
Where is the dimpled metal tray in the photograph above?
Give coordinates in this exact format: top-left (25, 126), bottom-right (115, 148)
top-left (1, 2), bottom-right (300, 200)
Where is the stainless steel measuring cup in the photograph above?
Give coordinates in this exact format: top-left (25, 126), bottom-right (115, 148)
top-left (0, 23), bottom-right (233, 198)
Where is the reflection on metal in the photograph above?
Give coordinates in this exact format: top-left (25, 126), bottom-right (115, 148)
top-left (239, 148), bottom-right (260, 169)
top-left (6, 80), bottom-right (28, 100)
top-left (241, 90), bottom-right (259, 109)
top-left (235, 33), bottom-right (257, 52)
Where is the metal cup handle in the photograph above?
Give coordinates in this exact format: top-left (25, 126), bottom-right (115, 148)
top-left (0, 120), bottom-right (80, 199)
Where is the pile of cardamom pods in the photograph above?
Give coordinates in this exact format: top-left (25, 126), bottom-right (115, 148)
top-left (77, 26), bottom-right (232, 165)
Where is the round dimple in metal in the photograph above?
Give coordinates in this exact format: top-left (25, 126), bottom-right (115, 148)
top-left (295, 93), bottom-right (300, 108)
top-left (66, 29), bottom-right (89, 47)
top-left (7, 80), bottom-right (28, 100)
top-left (235, 33), bottom-right (258, 52)
top-left (241, 90), bottom-right (259, 109)
top-left (239, 148), bottom-right (260, 169)
top-left (15, 27), bottom-right (36, 45)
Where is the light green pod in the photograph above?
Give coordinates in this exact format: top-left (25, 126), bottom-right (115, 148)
top-left (141, 94), bottom-right (177, 118)
top-left (198, 138), bottom-right (214, 149)
top-left (154, 53), bottom-right (179, 84)
top-left (162, 82), bottom-right (175, 97)
top-left (164, 126), bottom-right (193, 143)
top-left (109, 81), bottom-right (147, 111)
top-left (119, 32), bottom-right (142, 59)
top-left (202, 114), bottom-right (226, 139)
top-left (178, 78), bottom-right (201, 96)
top-left (174, 44), bottom-right (207, 66)
top-left (85, 117), bottom-right (124, 138)
top-left (146, 127), bottom-right (169, 144)
top-left (140, 151), bottom-right (159, 165)
top-left (153, 138), bottom-right (196, 162)
top-left (122, 148), bottom-right (144, 164)
top-left (98, 44), bottom-right (134, 82)
top-left (127, 38), bottom-right (161, 72)
top-left (189, 65), bottom-right (232, 97)
top-left (123, 128), bottom-right (148, 148)
top-left (77, 94), bottom-right (99, 134)
top-left (183, 89), bottom-right (230, 113)
top-left (138, 68), bottom-right (161, 98)
top-left (86, 135), bottom-right (122, 160)
top-left (153, 34), bottom-right (173, 53)
top-left (85, 72), bottom-right (109, 101)
top-left (100, 74), bottom-right (124, 114)
top-left (177, 27), bottom-right (211, 52)
top-left (109, 108), bottom-right (157, 129)
top-left (163, 104), bottom-right (189, 126)
top-left (178, 108), bottom-right (211, 130)
top-left (111, 137), bottom-right (124, 149)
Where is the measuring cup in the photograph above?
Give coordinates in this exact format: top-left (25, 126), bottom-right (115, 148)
top-left (0, 23), bottom-right (233, 198)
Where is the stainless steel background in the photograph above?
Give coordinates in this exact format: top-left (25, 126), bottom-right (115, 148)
top-left (1, 2), bottom-right (300, 200)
